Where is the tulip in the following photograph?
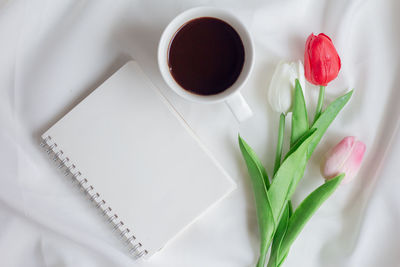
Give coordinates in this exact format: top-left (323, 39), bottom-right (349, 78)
top-left (304, 33), bottom-right (341, 123)
top-left (268, 60), bottom-right (305, 114)
top-left (304, 33), bottom-right (341, 86)
top-left (321, 136), bottom-right (366, 184)
top-left (268, 61), bottom-right (305, 176)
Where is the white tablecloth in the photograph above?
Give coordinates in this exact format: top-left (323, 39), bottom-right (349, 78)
top-left (1, 0), bottom-right (399, 266)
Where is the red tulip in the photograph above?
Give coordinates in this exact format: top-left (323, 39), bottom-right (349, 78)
top-left (304, 33), bottom-right (341, 86)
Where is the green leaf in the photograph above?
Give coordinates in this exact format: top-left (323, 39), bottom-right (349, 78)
top-left (277, 252), bottom-right (289, 267)
top-left (307, 90), bottom-right (353, 158)
top-left (268, 130), bottom-right (317, 221)
top-left (284, 128), bottom-right (316, 161)
top-left (239, 135), bottom-right (271, 190)
top-left (238, 136), bottom-right (275, 258)
top-left (285, 91), bottom-right (352, 162)
top-left (254, 150), bottom-right (271, 190)
top-left (267, 204), bottom-right (290, 267)
top-left (291, 79), bottom-right (309, 147)
top-left (277, 174), bottom-right (344, 263)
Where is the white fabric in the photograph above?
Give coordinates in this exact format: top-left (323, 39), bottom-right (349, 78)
top-left (0, 0), bottom-right (399, 267)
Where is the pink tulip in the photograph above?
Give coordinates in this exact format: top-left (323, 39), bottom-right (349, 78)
top-left (321, 136), bottom-right (366, 184)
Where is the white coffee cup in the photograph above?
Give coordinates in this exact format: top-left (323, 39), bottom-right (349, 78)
top-left (158, 7), bottom-right (254, 122)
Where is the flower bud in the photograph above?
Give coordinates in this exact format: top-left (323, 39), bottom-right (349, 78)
top-left (268, 60), bottom-right (305, 113)
top-left (321, 136), bottom-right (366, 184)
top-left (304, 33), bottom-right (341, 86)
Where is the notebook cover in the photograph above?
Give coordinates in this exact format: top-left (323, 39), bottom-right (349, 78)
top-left (41, 61), bottom-right (236, 258)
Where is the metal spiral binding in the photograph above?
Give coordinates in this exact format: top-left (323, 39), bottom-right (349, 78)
top-left (40, 135), bottom-right (148, 258)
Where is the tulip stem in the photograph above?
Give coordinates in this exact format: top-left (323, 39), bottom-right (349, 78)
top-left (314, 86), bottom-right (325, 123)
top-left (273, 113), bottom-right (294, 219)
top-left (273, 113), bottom-right (285, 176)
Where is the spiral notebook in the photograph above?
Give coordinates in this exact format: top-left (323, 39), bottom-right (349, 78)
top-left (40, 61), bottom-right (236, 259)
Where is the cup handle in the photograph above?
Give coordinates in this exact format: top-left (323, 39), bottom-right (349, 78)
top-left (225, 92), bottom-right (253, 122)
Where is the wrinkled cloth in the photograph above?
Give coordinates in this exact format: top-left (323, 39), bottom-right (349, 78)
top-left (1, 0), bottom-right (399, 267)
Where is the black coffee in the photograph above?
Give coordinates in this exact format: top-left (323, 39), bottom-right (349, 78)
top-left (167, 17), bottom-right (245, 96)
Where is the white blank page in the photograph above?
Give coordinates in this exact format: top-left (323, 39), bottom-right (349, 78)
top-left (42, 61), bottom-right (236, 257)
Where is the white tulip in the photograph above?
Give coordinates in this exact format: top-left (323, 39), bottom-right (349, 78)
top-left (268, 60), bottom-right (306, 114)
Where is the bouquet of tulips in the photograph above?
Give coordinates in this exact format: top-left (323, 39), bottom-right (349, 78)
top-left (239, 33), bottom-right (366, 267)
